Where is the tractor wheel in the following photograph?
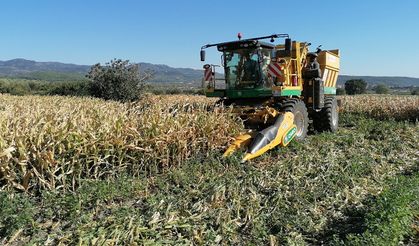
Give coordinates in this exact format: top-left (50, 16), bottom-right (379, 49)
top-left (280, 99), bottom-right (309, 141)
top-left (312, 96), bottom-right (339, 132)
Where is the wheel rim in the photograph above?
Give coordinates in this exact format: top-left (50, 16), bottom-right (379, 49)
top-left (294, 111), bottom-right (305, 137)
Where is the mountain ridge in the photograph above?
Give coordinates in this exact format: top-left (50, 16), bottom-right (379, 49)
top-left (0, 59), bottom-right (418, 87)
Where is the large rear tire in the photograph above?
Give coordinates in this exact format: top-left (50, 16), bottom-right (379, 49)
top-left (280, 99), bottom-right (309, 141)
top-left (312, 96), bottom-right (338, 132)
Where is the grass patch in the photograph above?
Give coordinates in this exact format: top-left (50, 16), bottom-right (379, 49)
top-left (0, 193), bottom-right (35, 238)
top-left (339, 173), bottom-right (419, 245)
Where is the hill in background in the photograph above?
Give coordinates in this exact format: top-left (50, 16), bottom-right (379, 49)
top-left (0, 58), bottom-right (89, 76)
top-left (0, 59), bottom-right (418, 87)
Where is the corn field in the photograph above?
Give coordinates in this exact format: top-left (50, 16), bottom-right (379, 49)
top-left (0, 93), bottom-right (418, 245)
top-left (0, 94), bottom-right (240, 191)
top-left (0, 94), bottom-right (417, 192)
top-left (339, 95), bottom-right (419, 121)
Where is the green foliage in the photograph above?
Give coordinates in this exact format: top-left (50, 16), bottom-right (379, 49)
top-left (149, 86), bottom-right (204, 95)
top-left (0, 77), bottom-right (203, 97)
top-left (0, 193), bottom-right (35, 238)
top-left (86, 59), bottom-right (153, 102)
top-left (0, 78), bottom-right (44, 95)
top-left (345, 79), bottom-right (367, 95)
top-left (0, 78), bottom-right (90, 96)
top-left (374, 84), bottom-right (390, 94)
top-left (342, 174), bottom-right (419, 245)
top-left (5, 83), bottom-right (30, 96)
top-left (411, 87), bottom-right (419, 95)
top-left (15, 71), bottom-right (87, 82)
top-left (49, 81), bottom-right (90, 96)
top-left (338, 75), bottom-right (419, 88)
top-left (336, 87), bottom-right (346, 95)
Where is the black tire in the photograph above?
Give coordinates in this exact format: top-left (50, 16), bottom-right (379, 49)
top-left (280, 99), bottom-right (309, 141)
top-left (312, 96), bottom-right (339, 132)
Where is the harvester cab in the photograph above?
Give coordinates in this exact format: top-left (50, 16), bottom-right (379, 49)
top-left (200, 34), bottom-right (340, 162)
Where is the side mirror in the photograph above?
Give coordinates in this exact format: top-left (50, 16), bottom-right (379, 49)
top-left (285, 38), bottom-right (292, 52)
top-left (200, 50), bottom-right (206, 61)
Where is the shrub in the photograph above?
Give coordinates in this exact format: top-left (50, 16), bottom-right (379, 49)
top-left (374, 84), bottom-right (390, 94)
top-left (345, 79), bottom-right (367, 95)
top-left (49, 81), bottom-right (90, 96)
top-left (336, 88), bottom-right (346, 95)
top-left (86, 59), bottom-right (153, 102)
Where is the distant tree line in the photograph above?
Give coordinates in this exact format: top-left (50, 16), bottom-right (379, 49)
top-left (0, 79), bottom-right (90, 96)
top-left (373, 84), bottom-right (390, 94)
top-left (337, 79), bottom-right (418, 95)
top-left (0, 59), bottom-right (208, 100)
top-left (0, 76), bottom-right (204, 98)
top-left (409, 87), bottom-right (419, 95)
top-left (2, 65), bottom-right (418, 99)
top-left (0, 59), bottom-right (154, 101)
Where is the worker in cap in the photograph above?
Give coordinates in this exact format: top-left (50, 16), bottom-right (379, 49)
top-left (306, 52), bottom-right (320, 70)
top-left (242, 52), bottom-right (258, 82)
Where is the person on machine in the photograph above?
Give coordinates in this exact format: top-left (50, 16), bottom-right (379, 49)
top-left (306, 52), bottom-right (320, 71)
top-left (304, 52), bottom-right (322, 79)
top-left (241, 52), bottom-right (258, 82)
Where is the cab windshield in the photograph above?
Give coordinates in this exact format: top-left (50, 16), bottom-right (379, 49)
top-left (224, 49), bottom-right (261, 89)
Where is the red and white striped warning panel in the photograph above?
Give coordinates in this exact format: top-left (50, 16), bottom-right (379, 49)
top-left (268, 63), bottom-right (283, 78)
top-left (204, 67), bottom-right (213, 82)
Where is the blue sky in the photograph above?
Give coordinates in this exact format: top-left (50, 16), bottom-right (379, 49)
top-left (1, 0), bottom-right (418, 77)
